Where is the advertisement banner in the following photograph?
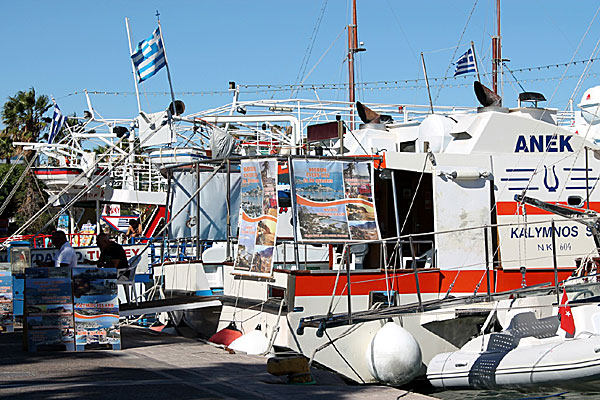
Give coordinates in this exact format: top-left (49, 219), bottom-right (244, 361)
top-left (234, 159), bottom-right (278, 277)
top-left (73, 267), bottom-right (120, 351)
top-left (292, 159), bottom-right (380, 242)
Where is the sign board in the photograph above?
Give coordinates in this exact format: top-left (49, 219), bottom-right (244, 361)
top-left (292, 159), bottom-right (381, 242)
top-left (234, 159), bottom-right (278, 277)
top-left (73, 267), bottom-right (120, 351)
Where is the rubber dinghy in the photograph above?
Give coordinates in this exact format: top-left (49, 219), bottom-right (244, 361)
top-left (427, 308), bottom-right (600, 390)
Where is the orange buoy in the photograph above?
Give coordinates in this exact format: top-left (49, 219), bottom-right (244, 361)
top-left (208, 322), bottom-right (242, 346)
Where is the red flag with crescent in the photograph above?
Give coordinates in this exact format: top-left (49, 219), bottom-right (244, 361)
top-left (559, 288), bottom-right (575, 336)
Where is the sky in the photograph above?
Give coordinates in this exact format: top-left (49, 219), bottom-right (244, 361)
top-left (2, 1), bottom-right (600, 125)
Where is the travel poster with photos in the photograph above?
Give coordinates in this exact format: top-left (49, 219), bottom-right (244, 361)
top-left (0, 269), bottom-right (13, 332)
top-left (73, 267), bottom-right (120, 351)
top-left (25, 267), bottom-right (75, 352)
top-left (234, 159), bottom-right (278, 277)
top-left (292, 159), bottom-right (381, 242)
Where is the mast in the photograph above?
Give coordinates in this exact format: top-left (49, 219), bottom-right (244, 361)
top-left (492, 0), bottom-right (501, 94)
top-left (348, 0), bottom-right (358, 105)
top-left (347, 0), bottom-right (365, 128)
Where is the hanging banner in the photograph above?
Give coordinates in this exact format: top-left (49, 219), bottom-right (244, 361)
top-left (234, 159), bottom-right (278, 277)
top-left (292, 159), bottom-right (380, 242)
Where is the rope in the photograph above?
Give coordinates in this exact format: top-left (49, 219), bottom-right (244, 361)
top-left (262, 298), bottom-right (285, 355)
top-left (399, 155), bottom-right (428, 235)
top-left (0, 153), bottom-right (23, 192)
top-left (0, 154), bottom-right (38, 216)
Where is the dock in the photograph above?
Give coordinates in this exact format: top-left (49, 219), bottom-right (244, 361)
top-left (0, 326), bottom-right (436, 399)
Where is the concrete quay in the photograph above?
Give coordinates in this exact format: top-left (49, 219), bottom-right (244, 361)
top-left (0, 326), bottom-right (437, 399)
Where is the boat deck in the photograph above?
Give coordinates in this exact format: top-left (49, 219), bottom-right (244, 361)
top-left (0, 326), bottom-right (435, 399)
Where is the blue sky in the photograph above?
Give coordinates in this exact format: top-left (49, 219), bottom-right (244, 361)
top-left (2, 1), bottom-right (600, 123)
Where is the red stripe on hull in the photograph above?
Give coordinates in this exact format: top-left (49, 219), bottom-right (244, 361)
top-left (293, 268), bottom-right (574, 296)
top-left (497, 201), bottom-right (600, 216)
top-left (34, 169), bottom-right (82, 176)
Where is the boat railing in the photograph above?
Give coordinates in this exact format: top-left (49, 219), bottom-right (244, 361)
top-left (98, 158), bottom-right (167, 193)
top-left (188, 98), bottom-right (478, 140)
top-left (555, 110), bottom-right (576, 127)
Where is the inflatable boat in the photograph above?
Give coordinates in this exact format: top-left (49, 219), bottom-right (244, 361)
top-left (427, 306), bottom-right (600, 390)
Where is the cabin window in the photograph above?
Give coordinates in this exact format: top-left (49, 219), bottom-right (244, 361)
top-left (374, 169), bottom-right (434, 270)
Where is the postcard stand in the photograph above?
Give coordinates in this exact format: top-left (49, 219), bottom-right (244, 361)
top-left (24, 266), bottom-right (121, 352)
top-left (73, 267), bottom-right (121, 351)
top-left (0, 264), bottom-right (14, 333)
top-left (24, 267), bottom-right (75, 352)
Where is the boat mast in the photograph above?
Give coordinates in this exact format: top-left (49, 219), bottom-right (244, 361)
top-left (492, 0), bottom-right (501, 94)
top-left (347, 0), bottom-right (365, 127)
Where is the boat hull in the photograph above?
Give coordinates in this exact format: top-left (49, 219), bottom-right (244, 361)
top-left (428, 334), bottom-right (600, 390)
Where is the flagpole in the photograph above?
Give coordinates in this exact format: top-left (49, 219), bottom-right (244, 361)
top-left (125, 17), bottom-right (142, 114)
top-left (420, 52), bottom-right (434, 114)
top-left (156, 11), bottom-right (176, 108)
top-left (471, 41), bottom-right (481, 82)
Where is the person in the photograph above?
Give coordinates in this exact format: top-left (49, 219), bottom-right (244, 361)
top-left (96, 232), bottom-right (130, 280)
top-left (126, 219), bottom-right (142, 243)
top-left (36, 230), bottom-right (77, 268)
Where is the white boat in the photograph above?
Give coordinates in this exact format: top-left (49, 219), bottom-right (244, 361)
top-left (427, 290), bottom-right (600, 390)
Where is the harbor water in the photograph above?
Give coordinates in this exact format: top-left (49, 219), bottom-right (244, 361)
top-left (432, 389), bottom-right (600, 400)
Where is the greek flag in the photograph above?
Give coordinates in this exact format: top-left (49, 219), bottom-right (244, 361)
top-left (131, 27), bottom-right (166, 82)
top-left (454, 48), bottom-right (477, 76)
top-left (48, 105), bottom-right (65, 144)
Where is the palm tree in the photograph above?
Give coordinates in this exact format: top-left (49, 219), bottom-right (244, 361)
top-left (1, 88), bottom-right (51, 162)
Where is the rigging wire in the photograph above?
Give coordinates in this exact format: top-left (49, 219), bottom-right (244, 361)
top-left (0, 153), bottom-right (23, 193)
top-left (60, 61), bottom-right (600, 99)
top-left (0, 155), bottom-right (38, 217)
top-left (519, 6), bottom-right (600, 203)
top-left (434, 0), bottom-right (479, 102)
top-left (299, 28), bottom-right (346, 89)
top-left (502, 61), bottom-right (526, 93)
top-left (293, 0), bottom-right (329, 98)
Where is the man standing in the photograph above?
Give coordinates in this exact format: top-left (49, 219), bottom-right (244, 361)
top-left (51, 230), bottom-right (77, 268)
top-left (96, 233), bottom-right (130, 280)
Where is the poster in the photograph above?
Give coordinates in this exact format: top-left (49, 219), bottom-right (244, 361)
top-left (0, 269), bottom-right (13, 332)
top-left (73, 223), bottom-right (95, 247)
top-left (234, 159), bottom-right (278, 277)
top-left (292, 159), bottom-right (380, 242)
top-left (25, 267), bottom-right (75, 352)
top-left (57, 213), bottom-right (69, 234)
top-left (73, 267), bottom-right (120, 351)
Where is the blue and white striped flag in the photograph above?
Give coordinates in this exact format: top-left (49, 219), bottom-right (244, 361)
top-left (48, 104), bottom-right (65, 144)
top-left (131, 27), bottom-right (166, 83)
top-left (454, 48), bottom-right (477, 76)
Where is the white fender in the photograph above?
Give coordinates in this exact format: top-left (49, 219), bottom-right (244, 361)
top-left (365, 321), bottom-right (422, 385)
top-left (229, 326), bottom-right (270, 355)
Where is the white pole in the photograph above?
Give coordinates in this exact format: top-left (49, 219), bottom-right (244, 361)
top-left (84, 89), bottom-right (96, 120)
top-left (125, 17), bottom-right (142, 114)
top-left (156, 13), bottom-right (176, 107)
